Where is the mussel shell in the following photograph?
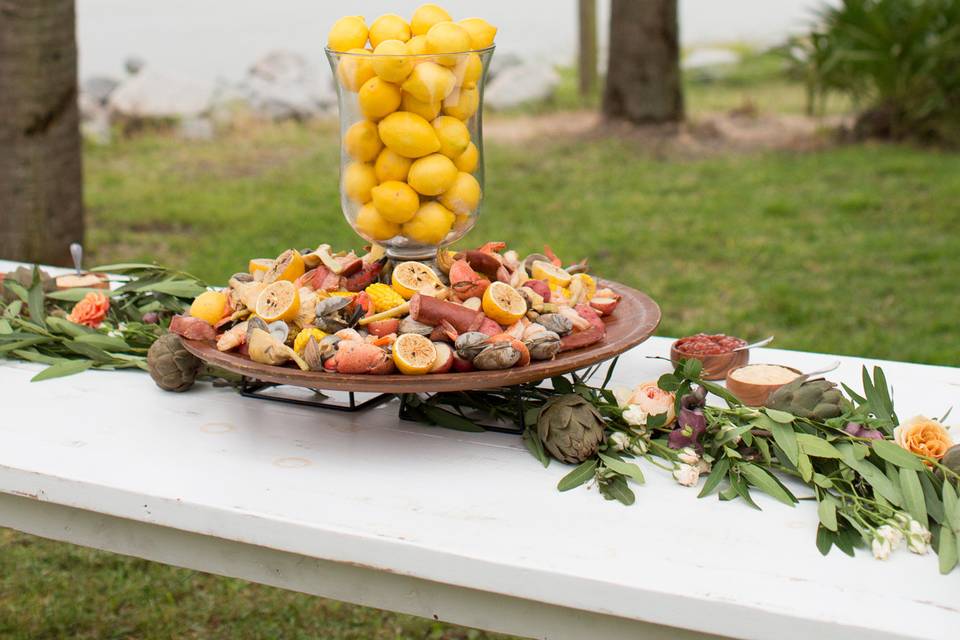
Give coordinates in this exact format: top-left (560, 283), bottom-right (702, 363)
top-left (537, 313), bottom-right (573, 336)
top-left (524, 330), bottom-right (561, 360)
top-left (231, 272), bottom-right (254, 283)
top-left (399, 317), bottom-right (434, 336)
top-left (455, 332), bottom-right (490, 361)
top-left (315, 316), bottom-right (348, 333)
top-left (315, 296), bottom-right (351, 317)
top-left (473, 342), bottom-right (521, 370)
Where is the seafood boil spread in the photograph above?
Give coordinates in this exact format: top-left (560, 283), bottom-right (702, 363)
top-left (168, 243), bottom-right (622, 377)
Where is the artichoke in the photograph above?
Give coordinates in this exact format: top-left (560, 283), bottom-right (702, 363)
top-left (537, 394), bottom-right (606, 464)
top-left (766, 377), bottom-right (844, 420)
top-left (147, 333), bottom-right (200, 392)
top-left (943, 445), bottom-right (960, 477)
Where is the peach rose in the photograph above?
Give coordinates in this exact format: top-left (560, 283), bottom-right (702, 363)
top-left (627, 381), bottom-right (677, 426)
top-left (893, 416), bottom-right (953, 461)
top-left (67, 291), bottom-right (110, 328)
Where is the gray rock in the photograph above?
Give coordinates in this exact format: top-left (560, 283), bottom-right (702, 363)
top-left (239, 51), bottom-right (336, 121)
top-left (484, 62), bottom-right (560, 110)
top-left (108, 68), bottom-right (215, 119)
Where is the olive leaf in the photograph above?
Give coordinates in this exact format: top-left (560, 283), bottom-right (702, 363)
top-left (818, 496), bottom-right (839, 532)
top-left (599, 475), bottom-right (635, 506)
top-left (598, 453), bottom-right (645, 484)
top-left (698, 458), bottom-right (730, 498)
top-left (872, 440), bottom-right (927, 471)
top-left (739, 463), bottom-right (797, 507)
top-left (899, 467), bottom-right (927, 524)
top-left (31, 360), bottom-right (95, 382)
top-left (557, 459), bottom-right (597, 492)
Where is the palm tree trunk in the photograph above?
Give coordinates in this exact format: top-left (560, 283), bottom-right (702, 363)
top-left (603, 0), bottom-right (684, 124)
top-left (0, 0), bottom-right (85, 266)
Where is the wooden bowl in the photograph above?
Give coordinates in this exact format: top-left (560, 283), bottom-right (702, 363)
top-left (670, 342), bottom-right (748, 381)
top-left (725, 364), bottom-right (802, 406)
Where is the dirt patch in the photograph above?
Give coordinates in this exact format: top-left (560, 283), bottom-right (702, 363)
top-left (485, 109), bottom-right (851, 155)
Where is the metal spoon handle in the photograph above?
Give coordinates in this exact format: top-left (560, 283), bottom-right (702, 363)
top-left (733, 335), bottom-right (774, 352)
top-left (803, 361), bottom-right (841, 378)
top-left (69, 243), bottom-right (83, 274)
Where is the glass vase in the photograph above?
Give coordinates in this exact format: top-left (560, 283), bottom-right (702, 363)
top-left (326, 46), bottom-right (494, 261)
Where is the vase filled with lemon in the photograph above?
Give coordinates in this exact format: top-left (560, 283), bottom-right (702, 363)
top-left (325, 4), bottom-right (496, 261)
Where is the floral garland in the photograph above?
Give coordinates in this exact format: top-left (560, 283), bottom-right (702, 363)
top-left (414, 358), bottom-right (960, 575)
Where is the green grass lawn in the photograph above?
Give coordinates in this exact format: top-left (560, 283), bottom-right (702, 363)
top-left (4, 93), bottom-right (960, 638)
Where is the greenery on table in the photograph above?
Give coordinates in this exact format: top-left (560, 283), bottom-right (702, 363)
top-left (415, 358), bottom-right (960, 575)
top-left (0, 264), bottom-right (205, 380)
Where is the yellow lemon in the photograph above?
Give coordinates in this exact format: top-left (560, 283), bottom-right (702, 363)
top-left (374, 148), bottom-right (413, 182)
top-left (443, 85), bottom-right (479, 120)
top-left (407, 34), bottom-right (430, 57)
top-left (343, 120), bottom-right (382, 162)
top-left (190, 290), bottom-right (228, 325)
top-left (336, 49), bottom-right (376, 92)
top-left (368, 13), bottom-right (411, 48)
top-left (372, 40), bottom-right (413, 83)
top-left (402, 201), bottom-right (455, 244)
top-left (377, 111), bottom-right (441, 158)
top-left (410, 3), bottom-right (452, 36)
top-left (401, 91), bottom-right (441, 120)
top-left (453, 141), bottom-right (479, 173)
top-left (255, 281), bottom-right (300, 323)
top-left (354, 203), bottom-right (400, 241)
top-left (482, 282), bottom-right (527, 326)
top-left (343, 161), bottom-right (378, 203)
top-left (392, 333), bottom-right (437, 375)
top-left (454, 53), bottom-right (483, 89)
top-left (530, 260), bottom-right (572, 287)
top-left (453, 213), bottom-right (472, 230)
top-left (248, 258), bottom-right (273, 277)
top-left (391, 261), bottom-right (445, 299)
top-left (371, 181), bottom-right (420, 223)
top-left (408, 153), bottom-right (458, 196)
top-left (438, 171), bottom-right (480, 216)
top-left (263, 249), bottom-right (305, 283)
top-left (328, 16), bottom-right (369, 52)
top-left (358, 76), bottom-right (401, 121)
top-left (402, 62), bottom-right (456, 103)
top-left (432, 115), bottom-right (470, 158)
top-left (459, 18), bottom-right (497, 49)
top-left (426, 21), bottom-right (473, 66)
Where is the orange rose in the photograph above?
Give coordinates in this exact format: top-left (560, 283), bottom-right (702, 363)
top-left (893, 416), bottom-right (953, 461)
top-left (627, 381), bottom-right (677, 426)
top-left (67, 291), bottom-right (110, 328)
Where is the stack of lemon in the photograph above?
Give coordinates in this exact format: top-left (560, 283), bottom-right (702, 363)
top-left (327, 4), bottom-right (496, 247)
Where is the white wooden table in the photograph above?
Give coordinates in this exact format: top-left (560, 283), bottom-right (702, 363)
top-left (1, 260), bottom-right (957, 640)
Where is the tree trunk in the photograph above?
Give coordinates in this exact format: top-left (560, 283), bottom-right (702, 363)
top-left (0, 0), bottom-right (84, 266)
top-left (577, 0), bottom-right (598, 99)
top-left (603, 0), bottom-right (684, 124)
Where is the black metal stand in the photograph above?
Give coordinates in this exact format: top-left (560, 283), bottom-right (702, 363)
top-left (239, 378), bottom-right (394, 412)
top-left (396, 388), bottom-right (528, 435)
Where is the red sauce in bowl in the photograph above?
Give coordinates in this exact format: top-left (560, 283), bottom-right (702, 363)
top-left (674, 333), bottom-right (746, 356)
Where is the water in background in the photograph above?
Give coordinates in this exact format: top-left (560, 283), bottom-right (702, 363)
top-left (77, 0), bottom-right (832, 82)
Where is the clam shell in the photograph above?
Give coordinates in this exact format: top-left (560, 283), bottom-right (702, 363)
top-left (399, 317), bottom-right (434, 336)
top-left (524, 330), bottom-right (561, 360)
top-left (537, 313), bottom-right (573, 336)
top-left (473, 342), bottom-right (521, 370)
top-left (455, 332), bottom-right (490, 361)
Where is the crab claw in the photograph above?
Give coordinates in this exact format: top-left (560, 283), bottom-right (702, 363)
top-left (449, 259), bottom-right (490, 301)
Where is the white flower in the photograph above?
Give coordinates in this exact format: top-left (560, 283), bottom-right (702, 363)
top-left (609, 431), bottom-right (630, 452)
top-left (622, 404), bottom-right (649, 428)
top-left (872, 536), bottom-right (892, 560)
top-left (677, 447), bottom-right (699, 465)
top-left (876, 524), bottom-right (903, 551)
top-left (630, 440), bottom-right (648, 455)
top-left (673, 463), bottom-right (700, 487)
top-left (696, 458), bottom-right (712, 474)
top-left (906, 519), bottom-right (931, 555)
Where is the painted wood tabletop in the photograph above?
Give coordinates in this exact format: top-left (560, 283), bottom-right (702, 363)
top-left (0, 259), bottom-right (957, 639)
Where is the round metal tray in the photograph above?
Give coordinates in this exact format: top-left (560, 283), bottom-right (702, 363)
top-left (182, 280), bottom-right (660, 393)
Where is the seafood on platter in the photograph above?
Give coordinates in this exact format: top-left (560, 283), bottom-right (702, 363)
top-left (169, 242), bottom-right (622, 376)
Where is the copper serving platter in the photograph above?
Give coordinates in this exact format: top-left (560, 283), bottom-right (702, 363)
top-left (182, 280), bottom-right (660, 394)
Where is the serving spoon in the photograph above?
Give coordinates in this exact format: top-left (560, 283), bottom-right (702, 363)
top-left (732, 335), bottom-right (774, 352)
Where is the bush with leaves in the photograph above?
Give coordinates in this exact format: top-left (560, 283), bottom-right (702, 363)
top-left (785, 0), bottom-right (960, 143)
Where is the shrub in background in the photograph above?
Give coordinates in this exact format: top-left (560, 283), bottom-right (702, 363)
top-left (786, 0), bottom-right (960, 144)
